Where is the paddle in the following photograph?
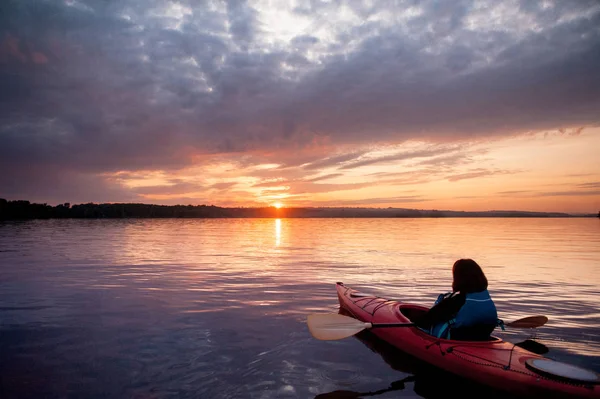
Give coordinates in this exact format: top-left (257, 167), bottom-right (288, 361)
top-left (502, 315), bottom-right (548, 328)
top-left (307, 313), bottom-right (548, 341)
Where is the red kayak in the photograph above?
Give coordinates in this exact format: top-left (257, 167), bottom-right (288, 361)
top-left (336, 282), bottom-right (599, 398)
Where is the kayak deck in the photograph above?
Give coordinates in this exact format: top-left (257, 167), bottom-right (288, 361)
top-left (335, 282), bottom-right (599, 398)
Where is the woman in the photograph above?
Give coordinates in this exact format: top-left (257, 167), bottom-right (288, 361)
top-left (416, 258), bottom-right (499, 340)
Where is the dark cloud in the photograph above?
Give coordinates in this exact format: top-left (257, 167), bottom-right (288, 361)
top-left (1, 0), bottom-right (599, 201)
top-left (290, 35), bottom-right (319, 48)
top-left (0, 164), bottom-right (137, 204)
top-left (226, 0), bottom-right (259, 46)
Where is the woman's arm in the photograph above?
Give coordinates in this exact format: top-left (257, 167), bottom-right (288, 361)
top-left (415, 292), bottom-right (466, 328)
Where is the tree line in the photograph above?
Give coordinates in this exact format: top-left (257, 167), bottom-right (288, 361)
top-left (0, 199), bottom-right (286, 219)
top-left (0, 198), bottom-right (590, 220)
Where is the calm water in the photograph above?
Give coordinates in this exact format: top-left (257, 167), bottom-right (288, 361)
top-left (0, 218), bottom-right (599, 398)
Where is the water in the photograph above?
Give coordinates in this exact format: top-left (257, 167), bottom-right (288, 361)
top-left (0, 218), bottom-right (598, 398)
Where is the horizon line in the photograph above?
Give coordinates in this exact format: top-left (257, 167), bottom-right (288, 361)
top-left (2, 198), bottom-right (598, 216)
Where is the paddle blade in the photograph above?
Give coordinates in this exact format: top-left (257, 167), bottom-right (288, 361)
top-left (506, 315), bottom-right (548, 328)
top-left (307, 314), bottom-right (372, 341)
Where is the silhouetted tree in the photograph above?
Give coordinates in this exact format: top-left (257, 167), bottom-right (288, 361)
top-left (0, 198), bottom-right (589, 220)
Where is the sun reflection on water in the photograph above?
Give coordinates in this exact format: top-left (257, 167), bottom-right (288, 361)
top-left (275, 218), bottom-right (281, 247)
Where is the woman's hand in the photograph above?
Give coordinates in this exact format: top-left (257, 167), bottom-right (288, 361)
top-left (435, 291), bottom-right (454, 305)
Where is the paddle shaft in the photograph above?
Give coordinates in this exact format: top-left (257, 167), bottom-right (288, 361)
top-left (370, 322), bottom-right (415, 328)
top-left (369, 317), bottom-right (547, 330)
top-left (307, 313), bottom-right (547, 341)
top-left (370, 318), bottom-right (546, 329)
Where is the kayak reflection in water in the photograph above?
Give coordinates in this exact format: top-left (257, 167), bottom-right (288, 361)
top-left (313, 375), bottom-right (415, 399)
top-left (314, 328), bottom-right (508, 399)
top-left (414, 259), bottom-right (500, 341)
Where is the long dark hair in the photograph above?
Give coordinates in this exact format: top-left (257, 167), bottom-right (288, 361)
top-left (452, 258), bottom-right (488, 293)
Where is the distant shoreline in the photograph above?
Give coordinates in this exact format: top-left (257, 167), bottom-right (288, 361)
top-left (1, 198), bottom-right (597, 220)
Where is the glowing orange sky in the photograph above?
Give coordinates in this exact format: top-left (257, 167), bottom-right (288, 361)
top-left (105, 128), bottom-right (600, 213)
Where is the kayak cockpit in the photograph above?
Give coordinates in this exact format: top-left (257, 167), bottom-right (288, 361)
top-left (397, 304), bottom-right (429, 323)
top-left (398, 304), bottom-right (503, 343)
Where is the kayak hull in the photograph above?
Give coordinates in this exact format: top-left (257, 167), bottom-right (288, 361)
top-left (335, 282), bottom-right (599, 399)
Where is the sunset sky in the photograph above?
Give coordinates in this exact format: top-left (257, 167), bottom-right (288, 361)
top-left (1, 0), bottom-right (599, 213)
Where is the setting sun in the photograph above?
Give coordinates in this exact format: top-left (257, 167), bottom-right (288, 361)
top-left (273, 202), bottom-right (283, 209)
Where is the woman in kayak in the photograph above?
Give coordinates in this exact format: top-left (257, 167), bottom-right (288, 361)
top-left (415, 258), bottom-right (499, 340)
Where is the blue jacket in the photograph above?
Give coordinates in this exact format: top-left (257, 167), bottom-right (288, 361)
top-left (430, 290), bottom-right (498, 339)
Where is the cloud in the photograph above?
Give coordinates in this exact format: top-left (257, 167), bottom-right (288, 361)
top-left (210, 181), bottom-right (238, 190)
top-left (1, 0), bottom-right (599, 202)
top-left (418, 152), bottom-right (477, 167)
top-left (497, 190), bottom-right (531, 196)
top-left (251, 179), bottom-right (289, 188)
top-left (131, 182), bottom-right (206, 195)
top-left (285, 181), bottom-right (373, 195)
top-left (298, 195), bottom-right (429, 207)
top-left (578, 182), bottom-right (600, 189)
top-left (496, 187), bottom-right (600, 198)
top-left (0, 164), bottom-right (137, 204)
top-left (301, 152), bottom-right (367, 170)
top-left (445, 168), bottom-right (516, 182)
top-left (537, 190), bottom-right (600, 197)
top-left (303, 173), bottom-right (344, 182)
top-left (339, 146), bottom-right (461, 170)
